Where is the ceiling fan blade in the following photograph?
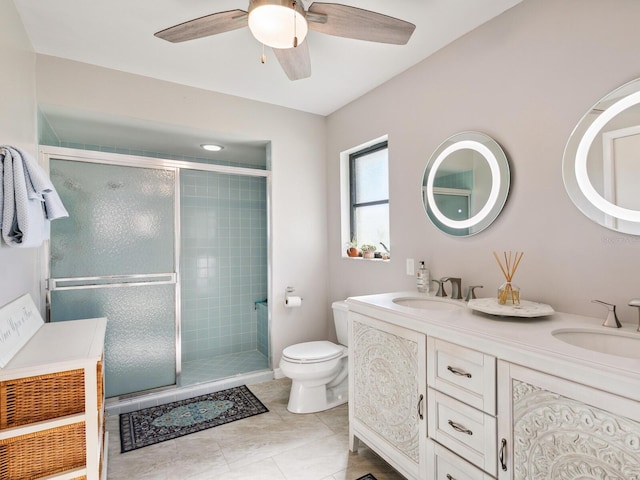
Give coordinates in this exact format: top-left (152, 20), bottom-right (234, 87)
top-left (155, 10), bottom-right (248, 43)
top-left (272, 42), bottom-right (312, 81)
top-left (307, 3), bottom-right (415, 45)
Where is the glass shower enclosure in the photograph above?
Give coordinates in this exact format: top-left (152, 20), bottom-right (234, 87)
top-left (44, 148), bottom-right (269, 399)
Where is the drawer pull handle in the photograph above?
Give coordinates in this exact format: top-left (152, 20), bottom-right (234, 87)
top-left (448, 419), bottom-right (473, 435)
top-left (446, 475), bottom-right (457, 480)
top-left (499, 438), bottom-right (508, 471)
top-left (418, 394), bottom-right (424, 420)
top-left (447, 365), bottom-right (472, 378)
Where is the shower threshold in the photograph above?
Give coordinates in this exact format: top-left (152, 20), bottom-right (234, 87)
top-left (105, 351), bottom-right (272, 415)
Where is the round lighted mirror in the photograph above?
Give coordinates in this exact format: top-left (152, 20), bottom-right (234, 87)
top-left (563, 78), bottom-right (640, 234)
top-left (422, 131), bottom-right (510, 236)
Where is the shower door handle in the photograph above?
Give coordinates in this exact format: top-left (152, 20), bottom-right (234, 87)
top-left (48, 273), bottom-right (177, 291)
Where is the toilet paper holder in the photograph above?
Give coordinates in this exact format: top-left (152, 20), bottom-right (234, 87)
top-left (285, 287), bottom-right (303, 307)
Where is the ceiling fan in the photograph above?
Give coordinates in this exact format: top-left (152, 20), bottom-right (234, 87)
top-left (154, 0), bottom-right (416, 81)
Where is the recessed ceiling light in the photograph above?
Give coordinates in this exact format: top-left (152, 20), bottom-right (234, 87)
top-left (201, 144), bottom-right (224, 152)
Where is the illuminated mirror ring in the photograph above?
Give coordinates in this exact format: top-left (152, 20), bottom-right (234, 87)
top-left (563, 77), bottom-right (640, 234)
top-left (575, 90), bottom-right (640, 222)
top-left (426, 140), bottom-right (501, 229)
top-left (422, 131), bottom-right (511, 237)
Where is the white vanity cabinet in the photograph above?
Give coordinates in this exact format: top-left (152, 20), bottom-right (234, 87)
top-left (347, 292), bottom-right (640, 480)
top-left (497, 361), bottom-right (640, 480)
top-left (349, 311), bottom-right (427, 480)
top-left (427, 337), bottom-right (497, 478)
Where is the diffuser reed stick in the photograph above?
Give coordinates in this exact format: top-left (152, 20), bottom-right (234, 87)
top-left (494, 251), bottom-right (523, 305)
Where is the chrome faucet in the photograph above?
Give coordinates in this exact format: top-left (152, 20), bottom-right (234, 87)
top-left (629, 299), bottom-right (640, 332)
top-left (442, 277), bottom-right (462, 300)
top-left (465, 285), bottom-right (483, 302)
top-left (432, 279), bottom-right (447, 297)
top-left (592, 300), bottom-right (621, 328)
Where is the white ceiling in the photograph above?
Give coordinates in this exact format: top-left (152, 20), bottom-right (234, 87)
top-left (14, 0), bottom-right (522, 116)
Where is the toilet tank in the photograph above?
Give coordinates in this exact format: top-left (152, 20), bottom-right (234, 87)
top-left (332, 300), bottom-right (349, 346)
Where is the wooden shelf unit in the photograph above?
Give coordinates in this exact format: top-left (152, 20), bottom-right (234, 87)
top-left (0, 318), bottom-right (107, 480)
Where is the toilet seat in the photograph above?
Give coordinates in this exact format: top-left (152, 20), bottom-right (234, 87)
top-left (282, 341), bottom-right (344, 364)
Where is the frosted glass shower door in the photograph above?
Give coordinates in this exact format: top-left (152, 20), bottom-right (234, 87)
top-left (47, 158), bottom-right (177, 398)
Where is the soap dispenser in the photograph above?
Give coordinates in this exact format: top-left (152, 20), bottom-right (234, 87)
top-left (417, 261), bottom-right (430, 293)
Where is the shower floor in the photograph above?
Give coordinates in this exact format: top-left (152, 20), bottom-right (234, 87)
top-left (180, 350), bottom-right (270, 386)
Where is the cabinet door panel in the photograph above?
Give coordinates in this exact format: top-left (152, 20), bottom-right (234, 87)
top-left (350, 312), bottom-right (426, 478)
top-left (498, 362), bottom-right (640, 480)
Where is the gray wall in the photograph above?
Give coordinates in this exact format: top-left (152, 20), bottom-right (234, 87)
top-left (326, 0), bottom-right (640, 325)
top-left (0, 0), bottom-right (39, 308)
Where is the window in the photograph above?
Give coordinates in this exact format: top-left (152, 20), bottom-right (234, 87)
top-left (343, 140), bottom-right (390, 256)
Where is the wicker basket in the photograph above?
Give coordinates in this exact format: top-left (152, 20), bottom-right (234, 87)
top-left (0, 369), bottom-right (86, 430)
top-left (97, 360), bottom-right (104, 412)
top-left (0, 421), bottom-right (86, 479)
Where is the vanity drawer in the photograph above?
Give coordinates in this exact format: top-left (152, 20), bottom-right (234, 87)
top-left (428, 389), bottom-right (497, 476)
top-left (427, 440), bottom-right (494, 480)
top-left (427, 337), bottom-right (496, 414)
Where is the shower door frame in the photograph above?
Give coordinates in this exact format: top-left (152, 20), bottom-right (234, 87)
top-left (40, 145), bottom-right (272, 398)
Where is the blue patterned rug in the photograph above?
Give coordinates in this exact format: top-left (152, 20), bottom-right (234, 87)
top-left (119, 385), bottom-right (268, 452)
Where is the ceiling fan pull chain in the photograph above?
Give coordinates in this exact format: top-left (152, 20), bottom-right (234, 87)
top-left (292, 0), bottom-right (299, 48)
top-left (261, 43), bottom-right (266, 64)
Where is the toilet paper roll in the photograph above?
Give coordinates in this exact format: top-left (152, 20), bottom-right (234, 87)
top-left (285, 296), bottom-right (302, 308)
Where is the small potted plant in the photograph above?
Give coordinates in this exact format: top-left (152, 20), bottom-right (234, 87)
top-left (360, 244), bottom-right (377, 259)
top-left (345, 240), bottom-right (360, 257)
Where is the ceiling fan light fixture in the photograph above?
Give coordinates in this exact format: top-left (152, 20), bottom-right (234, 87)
top-left (248, 0), bottom-right (308, 49)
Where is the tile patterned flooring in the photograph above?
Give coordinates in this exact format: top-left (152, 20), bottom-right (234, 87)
top-left (106, 378), bottom-right (406, 480)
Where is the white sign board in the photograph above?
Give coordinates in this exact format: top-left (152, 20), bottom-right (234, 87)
top-left (0, 294), bottom-right (44, 367)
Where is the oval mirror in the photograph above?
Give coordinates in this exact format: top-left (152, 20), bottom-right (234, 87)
top-left (422, 131), bottom-right (510, 236)
top-left (563, 78), bottom-right (640, 235)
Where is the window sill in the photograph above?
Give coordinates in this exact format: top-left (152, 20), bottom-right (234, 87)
top-left (343, 256), bottom-right (390, 262)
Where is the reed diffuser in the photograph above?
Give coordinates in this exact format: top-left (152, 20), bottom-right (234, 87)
top-left (493, 251), bottom-right (523, 305)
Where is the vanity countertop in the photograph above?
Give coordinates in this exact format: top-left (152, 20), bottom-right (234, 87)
top-left (346, 291), bottom-right (640, 402)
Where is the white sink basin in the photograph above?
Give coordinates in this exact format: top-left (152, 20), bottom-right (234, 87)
top-left (552, 328), bottom-right (640, 360)
top-left (392, 297), bottom-right (463, 311)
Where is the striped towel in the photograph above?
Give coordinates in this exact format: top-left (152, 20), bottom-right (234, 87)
top-left (0, 146), bottom-right (68, 247)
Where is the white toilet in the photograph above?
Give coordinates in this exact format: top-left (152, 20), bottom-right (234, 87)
top-left (279, 300), bottom-right (349, 413)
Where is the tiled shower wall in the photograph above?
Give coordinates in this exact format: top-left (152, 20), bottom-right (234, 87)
top-left (180, 170), bottom-right (268, 362)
